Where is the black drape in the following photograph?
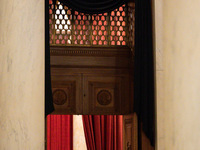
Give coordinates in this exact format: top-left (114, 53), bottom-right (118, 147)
top-left (45, 0), bottom-right (54, 117)
top-left (133, 0), bottom-right (155, 147)
top-left (57, 0), bottom-right (127, 14)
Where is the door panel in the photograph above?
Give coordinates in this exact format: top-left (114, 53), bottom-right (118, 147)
top-left (51, 75), bottom-right (82, 114)
top-left (83, 74), bottom-right (130, 114)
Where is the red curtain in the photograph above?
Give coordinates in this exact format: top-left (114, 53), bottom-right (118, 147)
top-left (47, 115), bottom-right (73, 150)
top-left (82, 115), bottom-right (123, 150)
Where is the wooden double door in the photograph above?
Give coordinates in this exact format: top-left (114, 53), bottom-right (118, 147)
top-left (51, 68), bottom-right (131, 115)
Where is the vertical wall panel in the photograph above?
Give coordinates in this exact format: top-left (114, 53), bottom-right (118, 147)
top-left (0, 0), bottom-right (44, 149)
top-left (155, 0), bottom-right (200, 149)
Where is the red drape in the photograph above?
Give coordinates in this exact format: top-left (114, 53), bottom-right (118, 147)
top-left (82, 115), bottom-right (123, 150)
top-left (47, 115), bottom-right (73, 150)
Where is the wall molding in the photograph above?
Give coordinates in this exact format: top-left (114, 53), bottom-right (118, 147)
top-left (50, 46), bottom-right (131, 57)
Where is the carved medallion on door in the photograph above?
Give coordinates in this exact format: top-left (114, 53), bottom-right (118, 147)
top-left (83, 75), bottom-right (123, 114)
top-left (51, 75), bottom-right (82, 114)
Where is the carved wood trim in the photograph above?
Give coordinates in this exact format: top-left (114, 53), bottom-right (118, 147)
top-left (50, 46), bottom-right (131, 57)
top-left (133, 113), bottom-right (138, 150)
top-left (88, 81), bottom-right (120, 114)
top-left (53, 89), bottom-right (68, 105)
top-left (125, 118), bottom-right (133, 124)
top-left (97, 90), bottom-right (112, 106)
top-left (123, 113), bottom-right (138, 150)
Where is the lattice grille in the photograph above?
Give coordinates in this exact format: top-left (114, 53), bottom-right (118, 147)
top-left (74, 11), bottom-right (91, 45)
top-left (55, 2), bottom-right (73, 44)
top-left (49, 0), bottom-right (54, 44)
top-left (110, 5), bottom-right (127, 46)
top-left (127, 2), bottom-right (135, 50)
top-left (92, 13), bottom-right (109, 45)
top-left (49, 0), bottom-right (133, 46)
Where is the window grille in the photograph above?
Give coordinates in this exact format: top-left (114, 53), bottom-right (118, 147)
top-left (49, 0), bottom-right (135, 47)
top-left (127, 2), bottom-right (135, 52)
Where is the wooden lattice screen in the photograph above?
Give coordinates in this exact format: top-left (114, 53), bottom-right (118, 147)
top-left (49, 0), bottom-right (135, 46)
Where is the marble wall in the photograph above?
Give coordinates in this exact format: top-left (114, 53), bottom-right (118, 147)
top-left (153, 0), bottom-right (164, 149)
top-left (155, 0), bottom-right (200, 149)
top-left (0, 0), bottom-right (44, 149)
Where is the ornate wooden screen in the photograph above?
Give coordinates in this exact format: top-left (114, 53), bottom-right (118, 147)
top-left (127, 2), bottom-right (135, 53)
top-left (49, 0), bottom-right (135, 46)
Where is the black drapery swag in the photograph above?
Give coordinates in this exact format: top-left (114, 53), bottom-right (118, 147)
top-left (133, 0), bottom-right (155, 148)
top-left (54, 0), bottom-right (127, 14)
top-left (45, 0), bottom-right (55, 117)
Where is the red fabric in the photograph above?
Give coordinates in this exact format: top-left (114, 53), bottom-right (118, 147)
top-left (47, 115), bottom-right (73, 150)
top-left (82, 115), bottom-right (123, 150)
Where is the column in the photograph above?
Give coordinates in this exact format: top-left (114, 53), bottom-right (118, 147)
top-left (0, 0), bottom-right (44, 149)
top-left (155, 0), bottom-right (200, 149)
top-left (153, 0), bottom-right (164, 149)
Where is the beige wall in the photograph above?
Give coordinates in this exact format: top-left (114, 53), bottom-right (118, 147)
top-left (0, 0), bottom-right (44, 149)
top-left (153, 0), bottom-right (164, 149)
top-left (155, 0), bottom-right (200, 149)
